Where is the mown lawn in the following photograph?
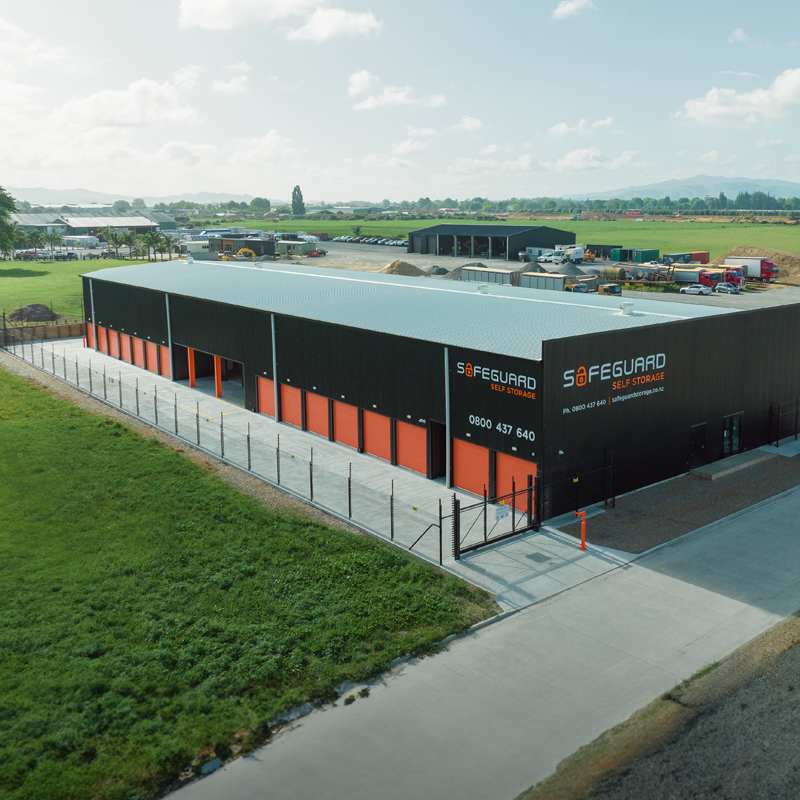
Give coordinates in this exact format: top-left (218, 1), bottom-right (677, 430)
top-left (0, 259), bottom-right (147, 320)
top-left (0, 367), bottom-right (497, 800)
top-left (224, 218), bottom-right (800, 261)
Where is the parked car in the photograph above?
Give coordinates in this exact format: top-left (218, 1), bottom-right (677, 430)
top-left (518, 251), bottom-right (531, 262)
top-left (715, 282), bottom-right (739, 294)
top-left (680, 284), bottom-right (712, 295)
top-left (564, 283), bottom-right (589, 293)
top-left (537, 254), bottom-right (554, 263)
top-left (597, 283), bottom-right (622, 296)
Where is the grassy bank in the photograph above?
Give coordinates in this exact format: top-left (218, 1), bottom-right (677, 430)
top-left (0, 366), bottom-right (497, 799)
top-left (222, 218), bottom-right (800, 261)
top-left (0, 259), bottom-right (146, 319)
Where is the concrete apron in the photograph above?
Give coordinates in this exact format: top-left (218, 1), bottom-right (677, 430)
top-left (10, 338), bottom-right (631, 611)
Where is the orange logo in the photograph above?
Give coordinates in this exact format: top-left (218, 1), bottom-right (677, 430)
top-left (576, 367), bottom-right (587, 386)
top-left (465, 363), bottom-right (473, 377)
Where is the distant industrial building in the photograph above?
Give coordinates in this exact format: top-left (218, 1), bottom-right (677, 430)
top-left (11, 210), bottom-right (176, 235)
top-left (407, 224), bottom-right (575, 260)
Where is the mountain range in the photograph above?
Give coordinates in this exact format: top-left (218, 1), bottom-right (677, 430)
top-left (6, 187), bottom-right (265, 206)
top-left (579, 175), bottom-right (800, 201)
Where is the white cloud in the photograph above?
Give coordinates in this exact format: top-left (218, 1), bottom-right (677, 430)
top-left (543, 148), bottom-right (606, 171)
top-left (675, 149), bottom-right (689, 157)
top-left (701, 150), bottom-right (719, 163)
top-left (158, 140), bottom-right (219, 166)
top-left (552, 0), bottom-right (595, 19)
top-left (407, 125), bottom-right (436, 136)
top-left (608, 150), bottom-right (649, 169)
top-left (453, 115), bottom-right (482, 132)
top-left (677, 68), bottom-right (800, 126)
top-left (178, 0), bottom-right (317, 30)
top-left (479, 144), bottom-right (514, 154)
top-left (212, 75), bottom-right (249, 94)
top-left (592, 116), bottom-right (614, 128)
top-left (383, 157), bottom-right (413, 169)
top-left (446, 154), bottom-right (538, 177)
top-left (755, 138), bottom-right (784, 148)
top-left (222, 61), bottom-right (252, 72)
top-left (51, 77), bottom-right (199, 129)
top-left (721, 71), bottom-right (762, 78)
top-left (354, 86), bottom-right (445, 110)
top-left (549, 117), bottom-right (612, 135)
top-left (348, 70), bottom-right (379, 97)
top-left (288, 7), bottom-right (381, 42)
top-left (392, 139), bottom-right (429, 154)
top-left (229, 130), bottom-right (294, 164)
top-left (728, 28), bottom-right (749, 44)
top-left (173, 65), bottom-right (206, 90)
top-left (0, 18), bottom-right (72, 74)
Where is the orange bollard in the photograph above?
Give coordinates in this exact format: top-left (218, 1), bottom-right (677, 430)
top-left (575, 510), bottom-right (587, 550)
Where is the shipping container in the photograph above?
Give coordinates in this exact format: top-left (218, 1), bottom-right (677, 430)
top-left (631, 249), bottom-right (660, 263)
top-left (690, 251), bottom-right (710, 264)
top-left (662, 253), bottom-right (693, 266)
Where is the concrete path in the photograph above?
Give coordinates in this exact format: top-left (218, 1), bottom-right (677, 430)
top-left (172, 485), bottom-right (800, 800)
top-left (7, 338), bottom-right (634, 611)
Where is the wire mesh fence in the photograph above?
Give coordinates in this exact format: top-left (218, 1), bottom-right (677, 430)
top-left (3, 334), bottom-right (447, 564)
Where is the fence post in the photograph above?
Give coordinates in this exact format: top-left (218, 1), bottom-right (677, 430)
top-left (103, 364), bottom-right (107, 400)
top-left (483, 484), bottom-right (487, 542)
top-left (174, 393), bottom-right (178, 435)
top-left (63, 349), bottom-right (67, 380)
top-left (527, 474), bottom-right (533, 529)
top-left (40, 343), bottom-right (44, 369)
top-left (75, 356), bottom-right (79, 387)
top-left (452, 495), bottom-right (461, 561)
top-left (136, 378), bottom-right (140, 415)
top-left (390, 479), bottom-right (394, 541)
top-left (51, 344), bottom-right (55, 374)
top-left (118, 371), bottom-right (122, 407)
top-left (796, 397), bottom-right (799, 441)
top-left (533, 474), bottom-right (541, 532)
top-left (277, 434), bottom-right (281, 485)
top-left (220, 412), bottom-right (225, 458)
top-left (89, 359), bottom-right (93, 394)
top-left (778, 403), bottom-right (782, 448)
top-left (247, 423), bottom-right (251, 471)
top-left (154, 386), bottom-right (158, 426)
top-left (439, 498), bottom-right (443, 565)
top-left (309, 446), bottom-right (313, 500)
top-left (196, 402), bottom-right (200, 445)
top-left (348, 462), bottom-right (352, 519)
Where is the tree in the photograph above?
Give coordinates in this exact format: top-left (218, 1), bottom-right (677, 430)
top-left (291, 185), bottom-right (306, 215)
top-left (131, 198), bottom-right (146, 210)
top-left (28, 230), bottom-right (45, 256)
top-left (122, 230), bottom-right (139, 258)
top-left (141, 231), bottom-right (161, 261)
top-left (100, 227), bottom-right (124, 257)
top-left (45, 231), bottom-right (62, 254)
top-left (113, 200), bottom-right (132, 213)
top-left (251, 197), bottom-right (271, 211)
top-left (0, 185), bottom-right (17, 257)
top-left (275, 204), bottom-right (291, 214)
top-left (352, 225), bottom-right (362, 237)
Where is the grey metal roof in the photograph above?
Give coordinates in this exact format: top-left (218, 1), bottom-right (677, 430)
top-left (82, 262), bottom-right (738, 361)
top-left (11, 213), bottom-right (66, 225)
top-left (408, 223), bottom-right (549, 237)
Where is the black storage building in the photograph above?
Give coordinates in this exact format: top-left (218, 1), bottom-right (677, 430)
top-left (407, 224), bottom-right (575, 261)
top-left (81, 262), bottom-right (800, 522)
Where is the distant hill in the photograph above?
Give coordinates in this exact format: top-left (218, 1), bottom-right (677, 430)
top-left (580, 175), bottom-right (800, 201)
top-left (6, 187), bottom-right (277, 206)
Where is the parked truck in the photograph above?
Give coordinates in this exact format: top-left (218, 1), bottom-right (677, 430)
top-left (519, 273), bottom-right (586, 292)
top-left (703, 265), bottom-right (745, 287)
top-left (723, 256), bottom-right (780, 283)
top-left (672, 267), bottom-right (722, 288)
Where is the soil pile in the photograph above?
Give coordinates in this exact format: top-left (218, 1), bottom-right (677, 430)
top-left (711, 246), bottom-right (800, 283)
top-left (521, 262), bottom-right (548, 274)
top-left (559, 263), bottom-right (586, 277)
top-left (8, 304), bottom-right (60, 323)
top-left (380, 260), bottom-right (428, 277)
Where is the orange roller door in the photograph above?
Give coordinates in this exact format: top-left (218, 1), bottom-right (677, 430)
top-left (280, 384), bottom-right (302, 427)
top-left (363, 410), bottom-right (391, 461)
top-left (132, 337), bottom-right (145, 368)
top-left (258, 377), bottom-right (275, 416)
top-left (396, 421), bottom-right (427, 475)
top-left (496, 452), bottom-right (537, 512)
top-left (120, 334), bottom-right (132, 363)
top-left (453, 438), bottom-right (490, 497)
top-left (97, 326), bottom-right (108, 354)
top-left (333, 401), bottom-right (358, 449)
top-left (159, 346), bottom-right (171, 377)
top-left (108, 331), bottom-right (119, 358)
top-left (146, 341), bottom-right (158, 373)
top-left (86, 323), bottom-right (95, 349)
top-left (306, 392), bottom-right (329, 438)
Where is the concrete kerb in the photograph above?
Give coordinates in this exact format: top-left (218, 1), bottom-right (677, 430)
top-left (0, 344), bottom-right (470, 582)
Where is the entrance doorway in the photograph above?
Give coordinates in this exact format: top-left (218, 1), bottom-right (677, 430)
top-left (722, 413), bottom-right (743, 457)
top-left (690, 423), bottom-right (706, 469)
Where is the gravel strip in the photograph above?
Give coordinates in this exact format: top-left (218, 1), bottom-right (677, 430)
top-left (0, 349), bottom-right (364, 537)
top-left (557, 455), bottom-right (800, 554)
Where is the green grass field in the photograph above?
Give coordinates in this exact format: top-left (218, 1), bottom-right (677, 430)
top-left (0, 367), bottom-right (497, 799)
top-left (0, 259), bottom-right (145, 320)
top-left (228, 218), bottom-right (800, 261)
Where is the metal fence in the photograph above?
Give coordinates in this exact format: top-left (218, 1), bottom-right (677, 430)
top-left (539, 450), bottom-right (615, 521)
top-left (769, 399), bottom-right (800, 447)
top-left (2, 331), bottom-right (446, 565)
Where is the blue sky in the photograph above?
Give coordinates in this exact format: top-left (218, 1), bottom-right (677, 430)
top-left (1, 0), bottom-right (798, 200)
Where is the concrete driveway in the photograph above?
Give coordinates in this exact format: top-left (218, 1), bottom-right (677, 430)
top-left (171, 485), bottom-right (800, 800)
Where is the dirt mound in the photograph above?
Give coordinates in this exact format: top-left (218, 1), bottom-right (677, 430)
top-left (559, 263), bottom-right (586, 277)
top-left (521, 262), bottom-right (548, 274)
top-left (8, 304), bottom-right (60, 323)
top-left (380, 260), bottom-right (428, 277)
top-left (711, 246), bottom-right (800, 283)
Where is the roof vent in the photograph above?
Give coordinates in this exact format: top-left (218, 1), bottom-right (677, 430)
top-left (477, 284), bottom-right (490, 294)
top-left (620, 301), bottom-right (634, 316)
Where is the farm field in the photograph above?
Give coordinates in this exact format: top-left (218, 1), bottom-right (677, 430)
top-left (0, 259), bottom-right (146, 320)
top-left (223, 218), bottom-right (800, 262)
top-left (0, 366), bottom-right (496, 800)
